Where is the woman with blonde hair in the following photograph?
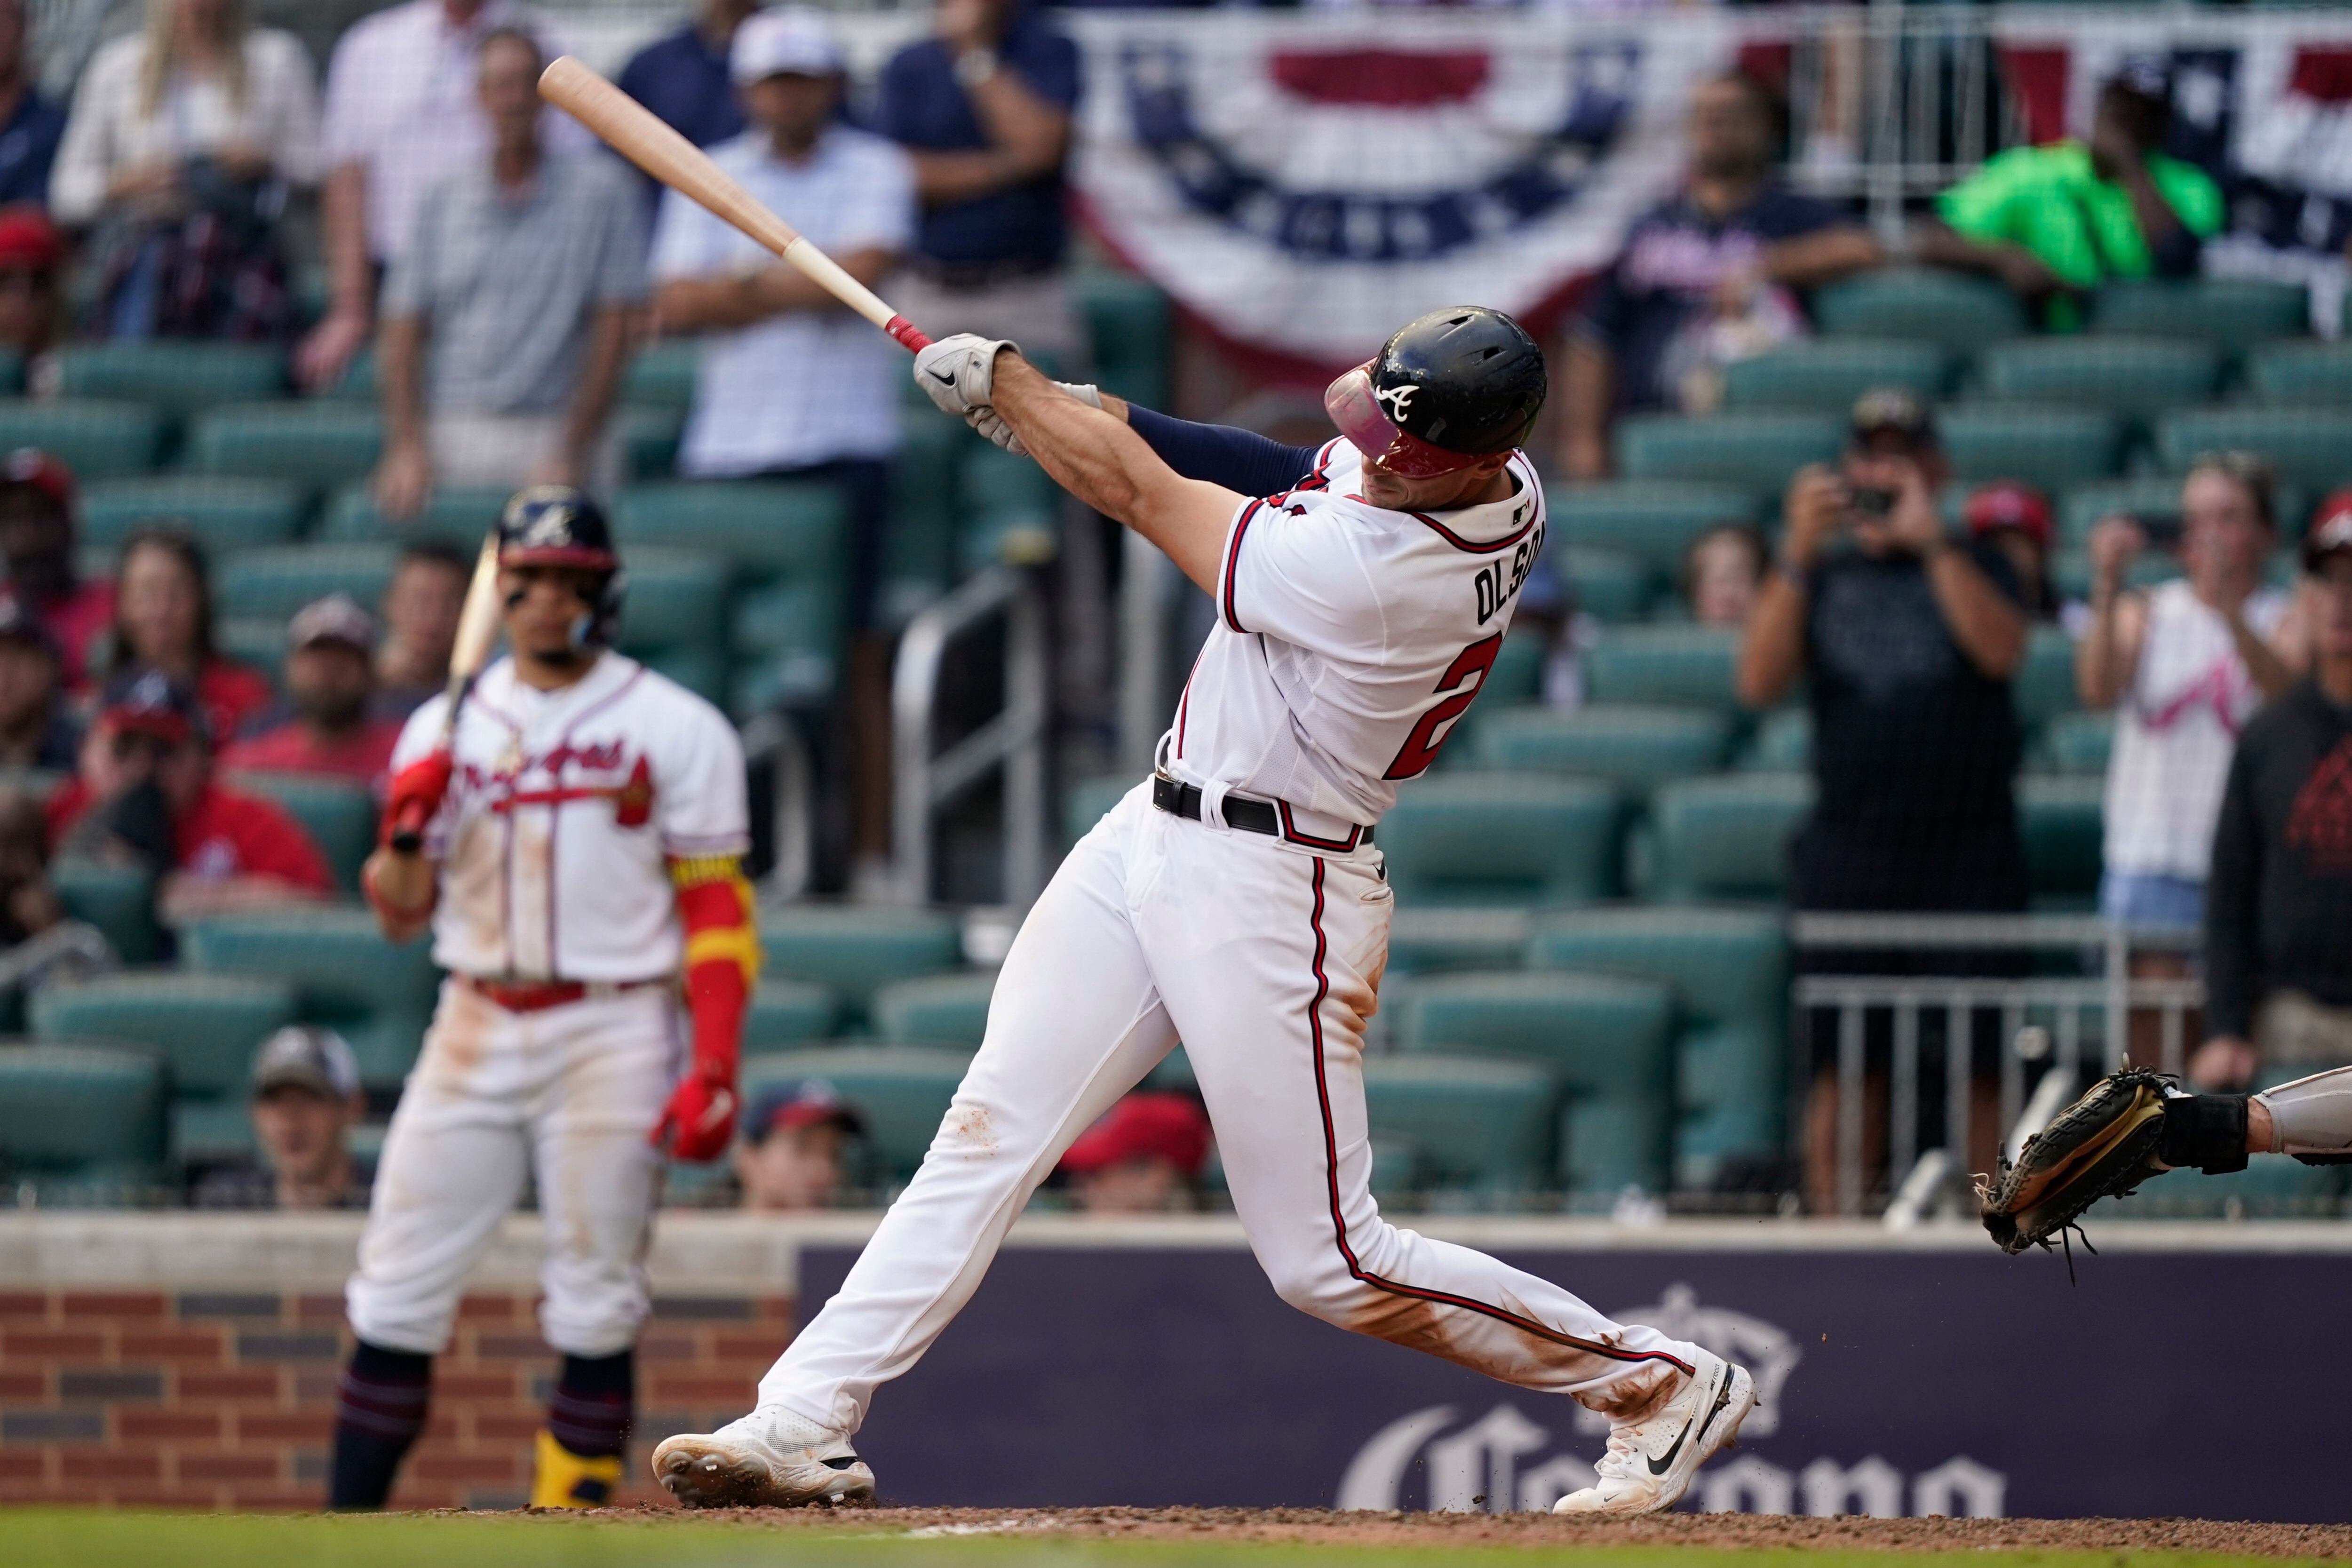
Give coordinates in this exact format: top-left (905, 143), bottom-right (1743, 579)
top-left (49, 0), bottom-right (319, 338)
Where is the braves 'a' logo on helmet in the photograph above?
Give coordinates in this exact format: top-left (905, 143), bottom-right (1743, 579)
top-left (516, 502), bottom-right (580, 552)
top-left (1374, 383), bottom-right (1418, 422)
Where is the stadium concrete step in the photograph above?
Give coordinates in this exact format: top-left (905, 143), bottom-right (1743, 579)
top-left (1544, 479), bottom-right (1755, 576)
top-left (189, 402), bottom-right (381, 489)
top-left (220, 771), bottom-right (374, 895)
top-left (1972, 336), bottom-right (2221, 425)
top-left (1939, 404), bottom-right (2124, 491)
top-left (2088, 278), bottom-right (2308, 352)
top-left (757, 906), bottom-right (966, 1025)
top-left (1643, 772), bottom-right (1813, 902)
top-left (1361, 1053), bottom-right (1558, 1196)
top-left (2156, 406), bottom-right (2352, 492)
top-left (1377, 772), bottom-right (1621, 907)
top-left (1720, 337), bottom-right (1952, 411)
top-left (743, 979), bottom-right (841, 1050)
top-left (79, 476), bottom-right (306, 554)
top-left (0, 1041), bottom-right (168, 1187)
top-left (1813, 267), bottom-right (2028, 353)
top-left (874, 971), bottom-right (997, 1049)
top-left (1584, 623), bottom-right (1742, 711)
top-left (0, 398), bottom-right (164, 478)
top-left (179, 909), bottom-right (440, 1089)
top-left (738, 1045), bottom-right (973, 1184)
top-left (1471, 702), bottom-right (1735, 796)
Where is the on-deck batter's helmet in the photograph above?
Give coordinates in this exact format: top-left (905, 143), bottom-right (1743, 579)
top-left (496, 485), bottom-right (626, 646)
top-left (1324, 306), bottom-right (1548, 478)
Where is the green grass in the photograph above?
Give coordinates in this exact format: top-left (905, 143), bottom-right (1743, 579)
top-left (3, 1512), bottom-right (2332, 1568)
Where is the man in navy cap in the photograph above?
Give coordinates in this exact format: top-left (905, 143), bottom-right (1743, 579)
top-left (734, 1078), bottom-right (866, 1212)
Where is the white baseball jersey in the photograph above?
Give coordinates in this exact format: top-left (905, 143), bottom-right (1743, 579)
top-left (1166, 437), bottom-right (1547, 831)
top-left (392, 652), bottom-right (749, 983)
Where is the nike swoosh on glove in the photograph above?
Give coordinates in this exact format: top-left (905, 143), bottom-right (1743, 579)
top-left (962, 381), bottom-right (1107, 455)
top-left (913, 333), bottom-right (1017, 418)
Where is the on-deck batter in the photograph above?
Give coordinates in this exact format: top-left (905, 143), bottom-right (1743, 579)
top-left (653, 308), bottom-right (1756, 1516)
top-left (329, 487), bottom-right (757, 1511)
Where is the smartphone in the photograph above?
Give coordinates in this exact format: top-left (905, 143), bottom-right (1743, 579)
top-left (1849, 486), bottom-right (1896, 521)
top-left (2134, 508), bottom-right (2185, 549)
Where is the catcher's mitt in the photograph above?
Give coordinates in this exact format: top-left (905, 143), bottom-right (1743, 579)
top-left (1979, 1068), bottom-right (2183, 1259)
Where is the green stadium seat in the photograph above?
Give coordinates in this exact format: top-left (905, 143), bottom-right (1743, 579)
top-left (2039, 710), bottom-right (2114, 775)
top-left (758, 906), bottom-right (964, 1021)
top-left (320, 343), bottom-right (376, 402)
top-left (1526, 905), bottom-right (1788, 1185)
top-left (1077, 268), bottom-right (1170, 407)
top-left (884, 414), bottom-right (964, 608)
top-left (612, 545), bottom-right (727, 654)
top-left (2088, 279), bottom-right (2307, 351)
top-left (2058, 478), bottom-right (2188, 549)
top-left (1554, 545), bottom-right (1650, 622)
top-left (29, 971), bottom-right (294, 1099)
top-left (1720, 339), bottom-right (1949, 411)
top-left (318, 481), bottom-right (506, 546)
top-left (615, 480), bottom-right (844, 586)
top-left (2092, 1157), bottom-right (2343, 1221)
top-left (1813, 268), bottom-right (2028, 353)
top-left (1740, 707), bottom-right (1810, 772)
top-left (1973, 337), bottom-right (2220, 424)
top-left (51, 342), bottom-right (285, 419)
top-left (216, 543), bottom-right (397, 623)
top-left (1615, 412), bottom-right (1843, 496)
top-left (1443, 628), bottom-right (1549, 766)
top-left (79, 476), bottom-right (306, 554)
top-left (641, 646), bottom-right (725, 707)
top-left (1385, 907), bottom-right (1529, 977)
top-left (0, 399), bottom-right (164, 478)
top-left (1062, 775), bottom-right (1136, 850)
top-left (2019, 775), bottom-right (2104, 905)
top-left (189, 403), bottom-right (381, 488)
top-left (2013, 626), bottom-right (2079, 732)
top-left (0, 1042), bottom-right (167, 1183)
top-left (179, 909), bottom-right (439, 1087)
top-left (1473, 703), bottom-right (1733, 795)
top-left (1545, 480), bottom-right (1752, 579)
top-left (216, 617), bottom-right (288, 678)
top-left (51, 858), bottom-right (160, 965)
top-left (2245, 341), bottom-right (2352, 406)
top-left (2155, 407), bottom-right (2352, 493)
top-left (1645, 772), bottom-right (1813, 901)
top-left (874, 971), bottom-right (996, 1048)
top-left (743, 979), bottom-right (840, 1050)
top-left (1389, 971), bottom-right (1674, 1194)
top-left (1939, 405), bottom-right (2123, 491)
top-left (620, 406), bottom-right (683, 478)
top-left (958, 442), bottom-right (1059, 571)
top-left (739, 1045), bottom-right (972, 1183)
top-left (222, 772), bottom-right (374, 894)
top-left (0, 347), bottom-right (23, 395)
top-left (1361, 1053), bottom-right (1557, 1194)
top-left (622, 340), bottom-right (700, 409)
top-left (1584, 624), bottom-right (1741, 711)
top-left (1377, 773), bottom-right (1620, 907)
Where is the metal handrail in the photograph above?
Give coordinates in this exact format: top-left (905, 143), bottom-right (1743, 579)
top-left (739, 710), bottom-right (814, 903)
top-left (890, 565), bottom-right (1049, 909)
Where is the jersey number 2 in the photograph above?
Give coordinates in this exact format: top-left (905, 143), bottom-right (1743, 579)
top-left (1383, 632), bottom-right (1502, 781)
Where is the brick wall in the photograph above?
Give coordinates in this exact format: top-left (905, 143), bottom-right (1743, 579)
top-left (0, 1289), bottom-right (795, 1510)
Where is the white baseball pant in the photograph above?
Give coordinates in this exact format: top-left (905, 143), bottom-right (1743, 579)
top-left (762, 784), bottom-right (1703, 1433)
top-left (346, 979), bottom-right (680, 1358)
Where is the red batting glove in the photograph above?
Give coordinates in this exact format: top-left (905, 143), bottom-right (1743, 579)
top-left (652, 1069), bottom-right (739, 1163)
top-left (653, 960), bottom-right (746, 1162)
top-left (381, 750), bottom-right (454, 848)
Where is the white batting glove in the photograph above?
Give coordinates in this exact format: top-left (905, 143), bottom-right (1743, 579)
top-left (962, 382), bottom-right (1104, 456)
top-left (914, 334), bottom-right (1017, 419)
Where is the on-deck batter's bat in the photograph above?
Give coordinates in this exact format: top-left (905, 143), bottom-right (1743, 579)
top-left (388, 532), bottom-right (504, 852)
top-left (538, 55), bottom-right (931, 355)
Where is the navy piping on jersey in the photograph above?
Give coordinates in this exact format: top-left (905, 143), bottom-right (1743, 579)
top-left (1407, 456), bottom-right (1542, 555)
top-left (1221, 499), bottom-right (1265, 635)
top-left (1302, 856), bottom-right (1697, 1378)
top-left (1278, 799), bottom-right (1364, 853)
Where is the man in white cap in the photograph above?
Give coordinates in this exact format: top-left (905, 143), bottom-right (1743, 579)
top-left (652, 6), bottom-right (915, 875)
top-left (194, 1027), bottom-right (372, 1211)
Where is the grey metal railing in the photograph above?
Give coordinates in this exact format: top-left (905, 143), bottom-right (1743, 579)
top-left (1794, 914), bottom-right (2204, 1218)
top-left (890, 565), bottom-right (1049, 909)
top-left (739, 710), bottom-right (814, 904)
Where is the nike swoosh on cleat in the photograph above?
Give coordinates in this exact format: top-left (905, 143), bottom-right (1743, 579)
top-left (1645, 1367), bottom-right (1728, 1476)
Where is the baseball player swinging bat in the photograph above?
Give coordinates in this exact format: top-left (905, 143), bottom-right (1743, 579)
top-left (536, 56), bottom-right (931, 355)
top-left (388, 533), bottom-right (503, 852)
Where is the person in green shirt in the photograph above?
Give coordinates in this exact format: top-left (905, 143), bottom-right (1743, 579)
top-left (1918, 71), bottom-right (2222, 330)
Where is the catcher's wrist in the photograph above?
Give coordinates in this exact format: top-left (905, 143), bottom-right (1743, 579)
top-left (2157, 1091), bottom-right (2250, 1174)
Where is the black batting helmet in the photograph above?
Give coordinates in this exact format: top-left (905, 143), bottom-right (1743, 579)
top-left (1325, 306), bottom-right (1548, 478)
top-left (496, 485), bottom-right (625, 646)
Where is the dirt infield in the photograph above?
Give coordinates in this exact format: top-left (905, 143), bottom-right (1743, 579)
top-left (537, 1505), bottom-right (2352, 1557)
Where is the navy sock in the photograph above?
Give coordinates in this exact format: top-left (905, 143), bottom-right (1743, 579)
top-left (328, 1341), bottom-right (432, 1509)
top-left (546, 1350), bottom-right (634, 1460)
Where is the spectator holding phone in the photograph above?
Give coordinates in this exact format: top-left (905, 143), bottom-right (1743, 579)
top-left (2076, 452), bottom-right (2303, 936)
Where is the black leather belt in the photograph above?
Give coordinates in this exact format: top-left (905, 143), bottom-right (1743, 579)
top-left (1151, 773), bottom-right (1371, 845)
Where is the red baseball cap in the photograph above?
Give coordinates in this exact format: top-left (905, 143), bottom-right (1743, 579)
top-left (1060, 1093), bottom-right (1211, 1178)
top-left (2304, 486), bottom-right (2352, 573)
top-left (0, 206), bottom-right (62, 272)
top-left (0, 447), bottom-right (74, 511)
top-left (1963, 480), bottom-right (2052, 552)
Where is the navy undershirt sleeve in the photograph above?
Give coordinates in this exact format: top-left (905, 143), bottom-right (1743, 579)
top-left (1124, 404), bottom-right (1323, 498)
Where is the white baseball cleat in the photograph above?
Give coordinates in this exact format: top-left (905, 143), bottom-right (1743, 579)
top-left (650, 1407), bottom-right (876, 1509)
top-left (1552, 1348), bottom-right (1755, 1516)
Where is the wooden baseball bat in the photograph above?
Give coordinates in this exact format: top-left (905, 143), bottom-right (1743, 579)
top-left (538, 55), bottom-right (931, 354)
top-left (389, 532), bottom-right (505, 852)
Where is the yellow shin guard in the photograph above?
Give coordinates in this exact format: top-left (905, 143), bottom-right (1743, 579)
top-left (530, 1428), bottom-right (623, 1509)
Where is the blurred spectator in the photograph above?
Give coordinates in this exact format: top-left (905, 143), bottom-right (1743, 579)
top-left (732, 1078), bottom-right (865, 1212)
top-left (0, 789), bottom-right (58, 946)
top-left (52, 669), bottom-right (332, 920)
top-left (0, 600), bottom-right (76, 769)
top-left (371, 28), bottom-right (645, 519)
top-left (298, 0), bottom-right (580, 391)
top-left (1918, 69), bottom-right (2221, 331)
top-left (615, 0), bottom-right (753, 191)
top-left (1559, 72), bottom-right (1879, 478)
top-left (2078, 453), bottom-right (2300, 935)
top-left (1681, 523), bottom-right (1767, 629)
top-left (0, 206), bottom-right (63, 358)
top-left (193, 1027), bottom-right (372, 1210)
top-left (1736, 390), bottom-right (2029, 1210)
top-left (373, 540), bottom-right (469, 717)
top-left (0, 0), bottom-right (67, 209)
top-left (108, 527), bottom-right (270, 741)
top-left (0, 448), bottom-right (109, 690)
top-left (50, 0), bottom-right (321, 341)
top-left (1059, 1092), bottom-right (1210, 1214)
top-left (874, 0), bottom-right (1083, 367)
top-left (1963, 481), bottom-right (2057, 622)
top-left (221, 594), bottom-right (402, 788)
top-left (2197, 511), bottom-right (2352, 1090)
